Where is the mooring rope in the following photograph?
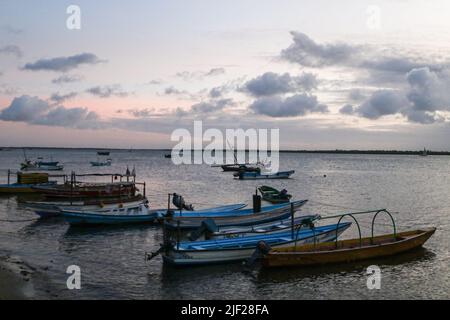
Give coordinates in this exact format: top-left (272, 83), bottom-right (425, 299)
top-left (0, 218), bottom-right (39, 223)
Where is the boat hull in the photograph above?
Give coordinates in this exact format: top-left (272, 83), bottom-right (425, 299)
top-left (162, 223), bottom-right (351, 266)
top-left (236, 170), bottom-right (295, 180)
top-left (262, 228), bottom-right (436, 267)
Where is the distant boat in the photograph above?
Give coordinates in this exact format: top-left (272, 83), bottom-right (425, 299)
top-left (90, 159), bottom-right (112, 166)
top-left (164, 154), bottom-right (172, 158)
top-left (97, 151), bottom-right (110, 156)
top-left (234, 170), bottom-right (295, 180)
top-left (420, 148), bottom-right (428, 156)
top-left (21, 160), bottom-right (64, 171)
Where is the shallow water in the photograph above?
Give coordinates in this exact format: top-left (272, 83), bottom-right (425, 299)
top-left (0, 149), bottom-right (449, 299)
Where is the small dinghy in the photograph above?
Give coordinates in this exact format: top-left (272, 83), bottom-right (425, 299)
top-left (261, 228), bottom-right (436, 268)
top-left (258, 186), bottom-right (292, 203)
top-left (159, 222), bottom-right (351, 266)
top-left (234, 170), bottom-right (295, 180)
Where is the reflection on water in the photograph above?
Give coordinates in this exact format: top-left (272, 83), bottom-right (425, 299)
top-left (0, 149), bottom-right (449, 299)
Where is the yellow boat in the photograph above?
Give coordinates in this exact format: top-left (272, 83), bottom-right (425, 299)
top-left (261, 228), bottom-right (436, 268)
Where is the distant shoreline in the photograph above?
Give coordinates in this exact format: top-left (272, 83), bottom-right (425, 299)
top-left (1, 147), bottom-right (448, 155)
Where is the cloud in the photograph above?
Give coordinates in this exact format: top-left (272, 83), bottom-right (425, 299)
top-left (175, 68), bottom-right (226, 80)
top-left (355, 90), bottom-right (408, 120)
top-left (49, 92), bottom-right (78, 104)
top-left (146, 79), bottom-right (163, 85)
top-left (1, 25), bottom-right (23, 35)
top-left (190, 98), bottom-right (234, 114)
top-left (0, 45), bottom-right (23, 58)
top-left (0, 95), bottom-right (100, 129)
top-left (281, 31), bottom-right (359, 67)
top-left (250, 94), bottom-right (328, 117)
top-left (86, 85), bottom-right (130, 98)
top-left (339, 104), bottom-right (354, 115)
top-left (23, 53), bottom-right (104, 72)
top-left (243, 72), bottom-right (318, 97)
top-left (52, 74), bottom-right (83, 84)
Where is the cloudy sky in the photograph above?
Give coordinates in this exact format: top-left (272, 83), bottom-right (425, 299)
top-left (1, 0), bottom-right (450, 149)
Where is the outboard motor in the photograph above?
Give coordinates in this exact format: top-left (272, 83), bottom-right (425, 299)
top-left (253, 194), bottom-right (262, 213)
top-left (188, 219), bottom-right (218, 241)
top-left (245, 241), bottom-right (272, 266)
top-left (172, 193), bottom-right (195, 211)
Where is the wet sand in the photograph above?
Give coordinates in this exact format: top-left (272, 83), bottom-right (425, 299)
top-left (0, 254), bottom-right (39, 299)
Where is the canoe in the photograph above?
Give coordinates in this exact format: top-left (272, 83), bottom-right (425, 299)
top-left (61, 203), bottom-right (248, 226)
top-left (161, 222), bottom-right (351, 266)
top-left (235, 170), bottom-right (295, 180)
top-left (258, 186), bottom-right (292, 204)
top-left (163, 200), bottom-right (308, 230)
top-left (206, 214), bottom-right (321, 239)
top-left (261, 227), bottom-right (436, 268)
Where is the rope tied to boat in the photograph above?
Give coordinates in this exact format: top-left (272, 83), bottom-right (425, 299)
top-left (0, 218), bottom-right (40, 223)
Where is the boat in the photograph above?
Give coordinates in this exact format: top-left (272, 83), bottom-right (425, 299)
top-left (90, 159), bottom-right (112, 166)
top-left (234, 170), bottom-right (295, 180)
top-left (24, 195), bottom-right (147, 218)
top-left (164, 154), bottom-right (172, 158)
top-left (32, 181), bottom-right (137, 199)
top-left (0, 172), bottom-right (57, 193)
top-left (260, 228), bottom-right (436, 268)
top-left (160, 222), bottom-right (351, 266)
top-left (258, 186), bottom-right (292, 203)
top-left (62, 203), bottom-right (247, 226)
top-left (21, 160), bottom-right (64, 171)
top-left (97, 151), bottom-right (110, 156)
top-left (221, 164), bottom-right (260, 172)
top-left (61, 203), bottom-right (246, 226)
top-left (163, 200), bottom-right (308, 230)
top-left (195, 214), bottom-right (321, 240)
top-left (420, 148), bottom-right (428, 157)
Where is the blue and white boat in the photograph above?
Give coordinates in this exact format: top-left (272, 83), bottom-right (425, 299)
top-left (61, 203), bottom-right (248, 226)
top-left (161, 222), bottom-right (351, 265)
top-left (205, 214), bottom-right (321, 239)
top-left (163, 200), bottom-right (308, 230)
top-left (234, 170), bottom-right (295, 180)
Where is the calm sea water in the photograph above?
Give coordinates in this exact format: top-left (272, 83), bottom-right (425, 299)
top-left (0, 149), bottom-right (449, 299)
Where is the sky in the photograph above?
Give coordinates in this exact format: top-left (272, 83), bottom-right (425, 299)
top-left (1, 0), bottom-right (450, 149)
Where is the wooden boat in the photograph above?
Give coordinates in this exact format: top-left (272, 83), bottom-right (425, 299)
top-left (32, 181), bottom-right (137, 199)
top-left (204, 214), bottom-right (321, 240)
top-left (24, 195), bottom-right (147, 218)
top-left (258, 186), bottom-right (292, 203)
top-left (234, 170), bottom-right (295, 180)
top-left (161, 222), bottom-right (351, 266)
top-left (59, 203), bottom-right (247, 225)
top-left (0, 172), bottom-right (56, 193)
top-left (163, 200), bottom-right (308, 230)
top-left (261, 228), bottom-right (436, 268)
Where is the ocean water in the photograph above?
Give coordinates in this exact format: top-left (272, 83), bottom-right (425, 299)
top-left (0, 149), bottom-right (448, 299)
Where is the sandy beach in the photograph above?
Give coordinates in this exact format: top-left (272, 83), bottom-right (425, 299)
top-left (0, 253), bottom-right (43, 300)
